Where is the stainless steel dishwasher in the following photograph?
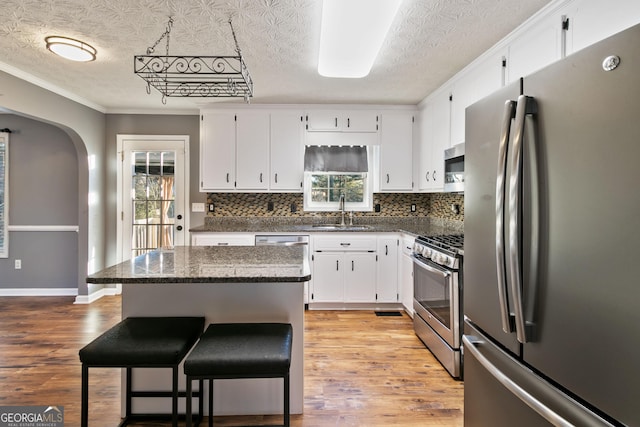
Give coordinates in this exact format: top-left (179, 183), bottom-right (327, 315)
top-left (255, 235), bottom-right (310, 308)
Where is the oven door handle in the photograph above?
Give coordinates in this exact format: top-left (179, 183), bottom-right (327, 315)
top-left (412, 255), bottom-right (451, 278)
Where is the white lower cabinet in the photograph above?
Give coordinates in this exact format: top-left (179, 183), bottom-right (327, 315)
top-left (399, 234), bottom-right (415, 316)
top-left (376, 236), bottom-right (399, 302)
top-left (310, 233), bottom-right (401, 308)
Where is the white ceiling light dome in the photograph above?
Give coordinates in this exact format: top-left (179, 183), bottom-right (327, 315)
top-left (45, 36), bottom-right (96, 62)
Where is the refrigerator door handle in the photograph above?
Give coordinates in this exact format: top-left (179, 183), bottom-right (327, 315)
top-left (463, 335), bottom-right (574, 427)
top-left (496, 100), bottom-right (517, 334)
top-left (508, 95), bottom-right (538, 344)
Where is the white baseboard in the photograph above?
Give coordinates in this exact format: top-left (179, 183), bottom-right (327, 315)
top-left (74, 285), bottom-right (122, 304)
top-left (0, 288), bottom-right (78, 297)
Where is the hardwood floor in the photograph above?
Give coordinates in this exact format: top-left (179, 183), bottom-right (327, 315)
top-left (0, 297), bottom-right (463, 426)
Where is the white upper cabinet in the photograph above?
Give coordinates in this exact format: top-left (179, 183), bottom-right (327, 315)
top-left (379, 111), bottom-right (414, 191)
top-left (200, 110), bottom-right (269, 191)
top-left (235, 112), bottom-right (270, 190)
top-left (450, 50), bottom-right (506, 146)
top-left (417, 89), bottom-right (450, 192)
top-left (305, 110), bottom-right (379, 132)
top-left (270, 111), bottom-right (304, 191)
top-left (506, 13), bottom-right (564, 84)
top-left (200, 111), bottom-right (236, 191)
top-left (569, 0), bottom-right (640, 54)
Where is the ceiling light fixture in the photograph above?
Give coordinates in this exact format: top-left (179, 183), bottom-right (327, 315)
top-left (45, 36), bottom-right (96, 62)
top-left (134, 17), bottom-right (253, 104)
top-left (318, 0), bottom-right (402, 78)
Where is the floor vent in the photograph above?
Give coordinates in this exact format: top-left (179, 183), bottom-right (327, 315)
top-left (375, 311), bottom-right (403, 317)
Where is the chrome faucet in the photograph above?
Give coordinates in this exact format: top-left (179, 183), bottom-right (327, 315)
top-left (339, 193), bottom-right (346, 226)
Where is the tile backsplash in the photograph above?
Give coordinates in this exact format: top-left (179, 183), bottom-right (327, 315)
top-left (205, 192), bottom-right (464, 221)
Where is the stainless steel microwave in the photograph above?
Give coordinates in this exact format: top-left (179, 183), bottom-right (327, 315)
top-left (444, 143), bottom-right (464, 192)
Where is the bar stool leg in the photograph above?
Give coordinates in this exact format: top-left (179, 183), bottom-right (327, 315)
top-left (209, 379), bottom-right (214, 427)
top-left (186, 377), bottom-right (193, 427)
top-left (81, 364), bottom-right (89, 427)
top-left (125, 367), bottom-right (132, 420)
top-left (172, 366), bottom-right (179, 427)
top-left (284, 373), bottom-right (290, 427)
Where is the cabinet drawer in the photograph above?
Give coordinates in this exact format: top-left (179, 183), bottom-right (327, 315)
top-left (313, 234), bottom-right (376, 251)
top-left (191, 233), bottom-right (255, 246)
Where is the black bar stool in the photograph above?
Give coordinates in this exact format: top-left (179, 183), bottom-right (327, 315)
top-left (79, 316), bottom-right (205, 427)
top-left (184, 323), bottom-right (293, 427)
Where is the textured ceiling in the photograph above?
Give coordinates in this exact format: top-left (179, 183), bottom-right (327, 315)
top-left (0, 0), bottom-right (551, 112)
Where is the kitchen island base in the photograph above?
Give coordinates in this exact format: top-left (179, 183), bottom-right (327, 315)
top-left (121, 281), bottom-right (304, 417)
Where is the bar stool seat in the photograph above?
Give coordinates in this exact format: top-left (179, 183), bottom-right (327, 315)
top-left (79, 316), bottom-right (205, 427)
top-left (184, 323), bottom-right (293, 427)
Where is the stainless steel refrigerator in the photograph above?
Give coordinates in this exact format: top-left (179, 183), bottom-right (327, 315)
top-left (463, 22), bottom-right (640, 426)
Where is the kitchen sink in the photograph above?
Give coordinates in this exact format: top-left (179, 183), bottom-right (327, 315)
top-left (310, 224), bottom-right (372, 231)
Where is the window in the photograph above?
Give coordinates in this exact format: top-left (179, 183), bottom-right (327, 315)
top-left (304, 171), bottom-right (371, 211)
top-left (303, 145), bottom-right (373, 212)
top-left (0, 132), bottom-right (8, 258)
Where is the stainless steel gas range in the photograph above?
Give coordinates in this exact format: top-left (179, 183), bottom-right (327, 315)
top-left (412, 234), bottom-right (464, 379)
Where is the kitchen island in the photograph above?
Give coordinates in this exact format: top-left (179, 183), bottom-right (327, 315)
top-left (87, 245), bottom-right (310, 417)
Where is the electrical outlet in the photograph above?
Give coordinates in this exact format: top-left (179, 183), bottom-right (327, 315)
top-left (290, 203), bottom-right (297, 213)
top-left (411, 204), bottom-right (416, 212)
top-left (208, 203), bottom-right (215, 212)
top-left (375, 204), bottom-right (381, 213)
top-left (15, 259), bottom-right (21, 269)
top-left (267, 201), bottom-right (274, 211)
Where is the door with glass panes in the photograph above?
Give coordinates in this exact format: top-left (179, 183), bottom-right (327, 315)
top-left (117, 136), bottom-right (188, 262)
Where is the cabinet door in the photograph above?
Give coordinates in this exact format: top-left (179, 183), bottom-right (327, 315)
top-left (376, 237), bottom-right (398, 302)
top-left (270, 111), bottom-right (304, 191)
top-left (400, 236), bottom-right (415, 314)
top-left (344, 110), bottom-right (379, 132)
top-left (417, 90), bottom-right (449, 192)
top-left (235, 112), bottom-right (269, 190)
top-left (305, 111), bottom-right (340, 131)
top-left (344, 252), bottom-right (377, 302)
top-left (451, 51), bottom-right (505, 146)
top-left (200, 112), bottom-right (236, 190)
top-left (507, 14), bottom-right (562, 84)
top-left (429, 90), bottom-right (450, 191)
top-left (312, 253), bottom-right (344, 302)
top-left (379, 111), bottom-right (414, 191)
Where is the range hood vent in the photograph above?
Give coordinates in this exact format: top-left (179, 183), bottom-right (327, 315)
top-left (303, 146), bottom-right (368, 172)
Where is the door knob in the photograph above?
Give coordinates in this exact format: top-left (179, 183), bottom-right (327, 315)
top-left (177, 214), bottom-right (182, 220)
top-left (176, 226), bottom-right (183, 231)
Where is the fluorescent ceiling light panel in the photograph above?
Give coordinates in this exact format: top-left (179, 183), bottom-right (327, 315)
top-left (318, 0), bottom-right (402, 78)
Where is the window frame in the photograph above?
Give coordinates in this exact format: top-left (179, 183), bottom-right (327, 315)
top-left (303, 170), bottom-right (373, 212)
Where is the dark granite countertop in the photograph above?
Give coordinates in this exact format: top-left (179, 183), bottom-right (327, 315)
top-left (87, 246), bottom-right (311, 284)
top-left (190, 217), bottom-right (463, 237)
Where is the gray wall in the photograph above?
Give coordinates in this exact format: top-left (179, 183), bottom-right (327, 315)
top-left (0, 114), bottom-right (78, 289)
top-left (104, 114), bottom-right (202, 267)
top-left (0, 70), bottom-right (106, 297)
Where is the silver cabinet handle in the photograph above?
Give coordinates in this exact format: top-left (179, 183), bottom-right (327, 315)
top-left (432, 170), bottom-right (436, 181)
top-left (385, 245), bottom-right (388, 256)
top-left (217, 242), bottom-right (229, 246)
top-left (340, 243), bottom-right (351, 247)
top-left (426, 171), bottom-right (430, 182)
top-left (226, 172), bottom-right (229, 183)
top-left (335, 117), bottom-right (338, 128)
top-left (463, 335), bottom-right (576, 427)
top-left (496, 100), bottom-right (517, 334)
top-left (336, 260), bottom-right (339, 271)
top-left (352, 260), bottom-right (354, 271)
top-left (386, 173), bottom-right (390, 184)
top-left (259, 172), bottom-right (263, 183)
top-left (508, 95), bottom-right (537, 344)
top-left (275, 173), bottom-right (278, 183)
